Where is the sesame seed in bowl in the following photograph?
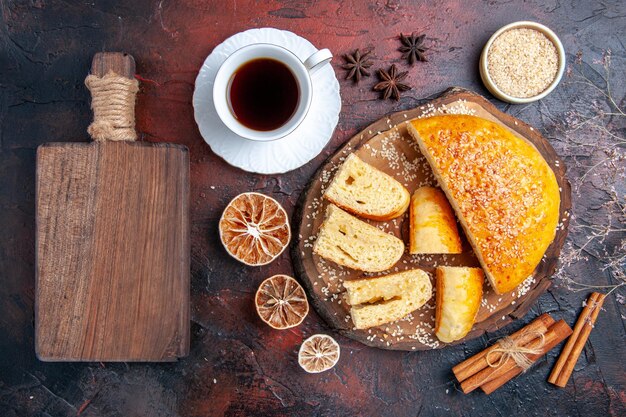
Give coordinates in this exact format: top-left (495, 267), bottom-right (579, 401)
top-left (480, 21), bottom-right (566, 104)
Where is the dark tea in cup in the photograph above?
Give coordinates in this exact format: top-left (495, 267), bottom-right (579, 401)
top-left (213, 44), bottom-right (332, 141)
top-left (228, 58), bottom-right (300, 131)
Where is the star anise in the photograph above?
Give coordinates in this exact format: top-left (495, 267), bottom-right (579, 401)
top-left (373, 64), bottom-right (411, 100)
top-left (342, 49), bottom-right (373, 83)
top-left (399, 32), bottom-right (428, 64)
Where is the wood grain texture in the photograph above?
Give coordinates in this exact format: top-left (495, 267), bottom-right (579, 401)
top-left (91, 52), bottom-right (135, 78)
top-left (35, 53), bottom-right (190, 361)
top-left (36, 142), bottom-right (189, 361)
top-left (292, 87), bottom-right (572, 350)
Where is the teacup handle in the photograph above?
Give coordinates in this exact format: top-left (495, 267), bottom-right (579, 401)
top-left (304, 48), bottom-right (333, 76)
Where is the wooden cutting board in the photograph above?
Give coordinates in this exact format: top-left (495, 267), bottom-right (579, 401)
top-left (292, 87), bottom-right (571, 351)
top-left (35, 53), bottom-right (190, 361)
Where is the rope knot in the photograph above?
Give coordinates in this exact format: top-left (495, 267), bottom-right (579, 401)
top-left (85, 71), bottom-right (139, 141)
top-left (486, 331), bottom-right (545, 372)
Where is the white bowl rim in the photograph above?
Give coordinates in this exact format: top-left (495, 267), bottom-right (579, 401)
top-left (480, 21), bottom-right (566, 104)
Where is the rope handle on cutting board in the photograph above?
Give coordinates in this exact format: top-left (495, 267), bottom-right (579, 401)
top-left (85, 52), bottom-right (139, 141)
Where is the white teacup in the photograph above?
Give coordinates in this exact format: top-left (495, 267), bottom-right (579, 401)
top-left (213, 43), bottom-right (332, 141)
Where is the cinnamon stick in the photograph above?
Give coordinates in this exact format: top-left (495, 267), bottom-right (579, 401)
top-left (453, 313), bottom-right (555, 384)
top-left (480, 320), bottom-right (573, 394)
top-left (460, 319), bottom-right (571, 394)
top-left (548, 292), bottom-right (606, 388)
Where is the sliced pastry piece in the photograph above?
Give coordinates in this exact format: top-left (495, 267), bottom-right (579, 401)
top-left (343, 269), bottom-right (432, 329)
top-left (409, 186), bottom-right (462, 254)
top-left (323, 153), bottom-right (410, 220)
top-left (408, 115), bottom-right (560, 294)
top-left (313, 204), bottom-right (404, 272)
top-left (435, 266), bottom-right (484, 343)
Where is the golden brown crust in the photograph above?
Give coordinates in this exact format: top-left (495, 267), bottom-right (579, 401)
top-left (409, 186), bottom-right (462, 254)
top-left (434, 266), bottom-right (484, 343)
top-left (323, 154), bottom-right (410, 221)
top-left (328, 198), bottom-right (409, 222)
top-left (409, 115), bottom-right (560, 294)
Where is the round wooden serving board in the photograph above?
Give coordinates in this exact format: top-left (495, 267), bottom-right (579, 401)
top-left (292, 87), bottom-right (572, 351)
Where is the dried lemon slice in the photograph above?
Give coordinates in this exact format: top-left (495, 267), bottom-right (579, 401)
top-left (298, 334), bottom-right (340, 373)
top-left (219, 192), bottom-right (291, 266)
top-left (255, 275), bottom-right (309, 329)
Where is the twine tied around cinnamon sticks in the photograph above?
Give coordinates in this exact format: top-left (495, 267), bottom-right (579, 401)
top-left (485, 331), bottom-right (546, 371)
top-left (85, 71), bottom-right (139, 141)
top-left (453, 292), bottom-right (607, 395)
top-left (453, 313), bottom-right (573, 395)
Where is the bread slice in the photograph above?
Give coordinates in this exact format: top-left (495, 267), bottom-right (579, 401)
top-left (313, 204), bottom-right (404, 272)
top-left (409, 186), bottom-right (462, 254)
top-left (408, 115), bottom-right (560, 294)
top-left (435, 266), bottom-right (483, 343)
top-left (343, 269), bottom-right (432, 329)
top-left (324, 154), bottom-right (410, 220)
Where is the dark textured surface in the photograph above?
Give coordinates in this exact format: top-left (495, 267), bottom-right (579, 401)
top-left (0, 1), bottom-right (624, 416)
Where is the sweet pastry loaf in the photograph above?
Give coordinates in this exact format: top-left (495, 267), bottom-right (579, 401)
top-left (435, 266), bottom-right (483, 343)
top-left (409, 186), bottom-right (462, 254)
top-left (324, 154), bottom-right (410, 220)
top-left (313, 204), bottom-right (404, 272)
top-left (343, 269), bottom-right (432, 329)
top-left (408, 115), bottom-right (560, 294)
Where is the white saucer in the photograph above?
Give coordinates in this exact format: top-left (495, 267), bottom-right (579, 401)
top-left (193, 28), bottom-right (341, 174)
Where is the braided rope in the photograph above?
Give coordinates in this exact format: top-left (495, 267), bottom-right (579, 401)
top-left (85, 71), bottom-right (139, 141)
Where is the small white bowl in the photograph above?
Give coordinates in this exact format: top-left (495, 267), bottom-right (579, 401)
top-left (480, 21), bottom-right (566, 104)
